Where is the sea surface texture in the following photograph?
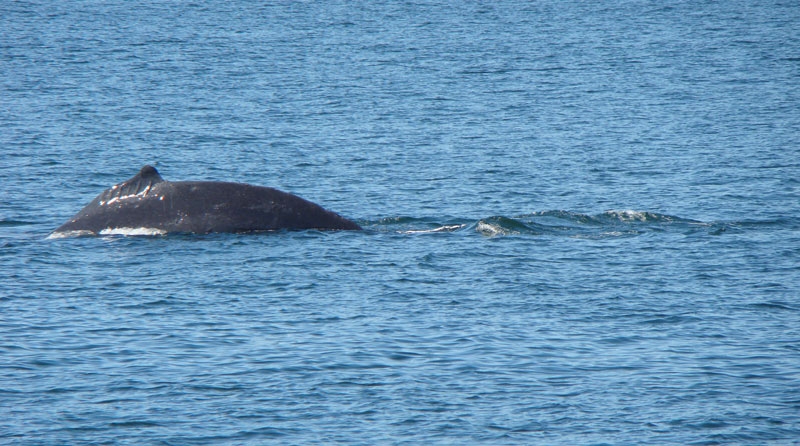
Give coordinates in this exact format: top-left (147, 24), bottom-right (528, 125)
top-left (2, 1), bottom-right (800, 444)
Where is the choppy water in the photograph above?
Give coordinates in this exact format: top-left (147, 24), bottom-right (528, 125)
top-left (2, 1), bottom-right (800, 444)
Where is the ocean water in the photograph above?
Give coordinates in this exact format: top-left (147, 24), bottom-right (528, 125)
top-left (2, 0), bottom-right (800, 444)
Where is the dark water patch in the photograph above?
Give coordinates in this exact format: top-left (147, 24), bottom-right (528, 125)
top-left (108, 420), bottom-right (162, 428)
top-left (0, 219), bottom-right (36, 227)
top-left (747, 301), bottom-right (798, 312)
top-left (730, 217), bottom-right (800, 230)
top-left (640, 314), bottom-right (703, 326)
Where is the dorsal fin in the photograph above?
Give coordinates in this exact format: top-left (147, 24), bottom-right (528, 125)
top-left (101, 165), bottom-right (165, 201)
top-left (138, 165), bottom-right (162, 180)
top-left (123, 165), bottom-right (164, 192)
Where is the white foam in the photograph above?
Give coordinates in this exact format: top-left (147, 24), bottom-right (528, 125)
top-left (401, 224), bottom-right (464, 234)
top-left (606, 210), bottom-right (653, 222)
top-left (476, 221), bottom-right (515, 237)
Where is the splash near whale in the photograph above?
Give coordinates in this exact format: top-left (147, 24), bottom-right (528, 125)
top-left (52, 165), bottom-right (361, 236)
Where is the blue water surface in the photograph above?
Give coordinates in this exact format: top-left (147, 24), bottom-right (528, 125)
top-left (2, 1), bottom-right (800, 444)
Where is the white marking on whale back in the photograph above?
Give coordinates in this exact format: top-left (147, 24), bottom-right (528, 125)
top-left (47, 230), bottom-right (95, 239)
top-left (49, 227), bottom-right (167, 238)
top-left (101, 184), bottom-right (154, 206)
top-left (99, 227), bottom-right (167, 236)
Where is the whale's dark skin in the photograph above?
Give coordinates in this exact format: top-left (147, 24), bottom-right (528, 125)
top-left (53, 165), bottom-right (361, 235)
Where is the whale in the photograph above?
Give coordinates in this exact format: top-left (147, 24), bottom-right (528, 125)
top-left (52, 165), bottom-right (361, 236)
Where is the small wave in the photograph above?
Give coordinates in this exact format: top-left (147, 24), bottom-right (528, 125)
top-left (605, 210), bottom-right (663, 222)
top-left (476, 220), bottom-right (510, 237)
top-left (471, 211), bottom-right (695, 237)
top-left (475, 216), bottom-right (542, 237)
top-left (596, 210), bottom-right (694, 224)
top-left (364, 210), bottom-right (704, 238)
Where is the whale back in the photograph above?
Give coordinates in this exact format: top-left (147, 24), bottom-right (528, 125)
top-left (53, 165), bottom-right (361, 235)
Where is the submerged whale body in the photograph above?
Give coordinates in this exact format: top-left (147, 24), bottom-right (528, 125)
top-left (53, 165), bottom-right (361, 235)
